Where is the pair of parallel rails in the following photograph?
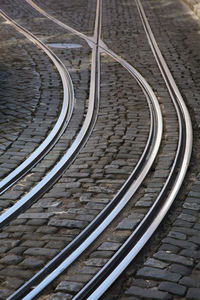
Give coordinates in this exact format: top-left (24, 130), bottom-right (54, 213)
top-left (0, 0), bottom-right (192, 299)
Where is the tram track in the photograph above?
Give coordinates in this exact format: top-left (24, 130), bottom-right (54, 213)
top-left (1, 0), bottom-right (161, 299)
top-left (0, 0), bottom-right (193, 299)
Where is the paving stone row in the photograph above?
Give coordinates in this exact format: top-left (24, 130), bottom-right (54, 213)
top-left (0, 16), bottom-right (61, 180)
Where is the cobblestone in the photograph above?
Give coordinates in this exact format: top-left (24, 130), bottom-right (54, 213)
top-left (153, 251), bottom-right (194, 267)
top-left (187, 288), bottom-right (200, 300)
top-left (24, 248), bottom-right (59, 257)
top-left (56, 281), bottom-right (84, 294)
top-left (21, 257), bottom-right (45, 269)
top-left (136, 267), bottom-right (181, 283)
top-left (125, 286), bottom-right (172, 300)
top-left (158, 282), bottom-right (186, 296)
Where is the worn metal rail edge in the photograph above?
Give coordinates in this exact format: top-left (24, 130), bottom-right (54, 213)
top-left (0, 10), bottom-right (74, 195)
top-left (73, 0), bottom-right (193, 298)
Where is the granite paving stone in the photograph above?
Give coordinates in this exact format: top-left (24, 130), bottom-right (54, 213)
top-left (136, 267), bottom-right (181, 282)
top-left (125, 286), bottom-right (172, 300)
top-left (49, 292), bottom-right (73, 300)
top-left (158, 282), bottom-right (186, 296)
top-left (24, 248), bottom-right (59, 257)
top-left (153, 251), bottom-right (194, 267)
top-left (187, 288), bottom-right (200, 300)
top-left (168, 264), bottom-right (192, 276)
top-left (179, 276), bottom-right (200, 288)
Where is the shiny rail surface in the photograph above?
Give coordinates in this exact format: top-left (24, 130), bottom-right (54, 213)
top-left (73, 0), bottom-right (193, 298)
top-left (0, 10), bottom-right (74, 195)
top-left (6, 1), bottom-right (164, 299)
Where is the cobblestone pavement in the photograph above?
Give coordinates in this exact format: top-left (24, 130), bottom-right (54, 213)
top-left (0, 0), bottom-right (199, 299)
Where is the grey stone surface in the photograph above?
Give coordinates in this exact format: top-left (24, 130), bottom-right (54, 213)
top-left (158, 282), bottom-right (186, 296)
top-left (153, 251), bottom-right (194, 267)
top-left (0, 255), bottom-right (22, 265)
top-left (125, 286), bottom-right (172, 300)
top-left (55, 281), bottom-right (84, 293)
top-left (136, 267), bottom-right (181, 282)
top-left (49, 292), bottom-right (73, 300)
top-left (179, 276), bottom-right (200, 288)
top-left (97, 242), bottom-right (121, 251)
top-left (168, 264), bottom-right (192, 276)
top-left (24, 248), bottom-right (58, 257)
top-left (21, 257), bottom-right (45, 269)
top-left (144, 258), bottom-right (169, 269)
top-left (187, 288), bottom-right (200, 300)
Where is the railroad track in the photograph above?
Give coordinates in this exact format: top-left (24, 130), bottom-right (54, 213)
top-left (0, 0), bottom-right (193, 299)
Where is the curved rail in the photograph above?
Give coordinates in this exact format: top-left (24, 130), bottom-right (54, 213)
top-left (0, 10), bottom-right (74, 195)
top-left (74, 0), bottom-right (193, 298)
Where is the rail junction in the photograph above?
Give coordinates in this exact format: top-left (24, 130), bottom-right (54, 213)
top-left (0, 0), bottom-right (199, 299)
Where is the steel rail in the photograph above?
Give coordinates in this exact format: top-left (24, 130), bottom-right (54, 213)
top-left (0, 10), bottom-right (74, 195)
top-left (0, 5), bottom-right (100, 229)
top-left (74, 0), bottom-right (193, 298)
